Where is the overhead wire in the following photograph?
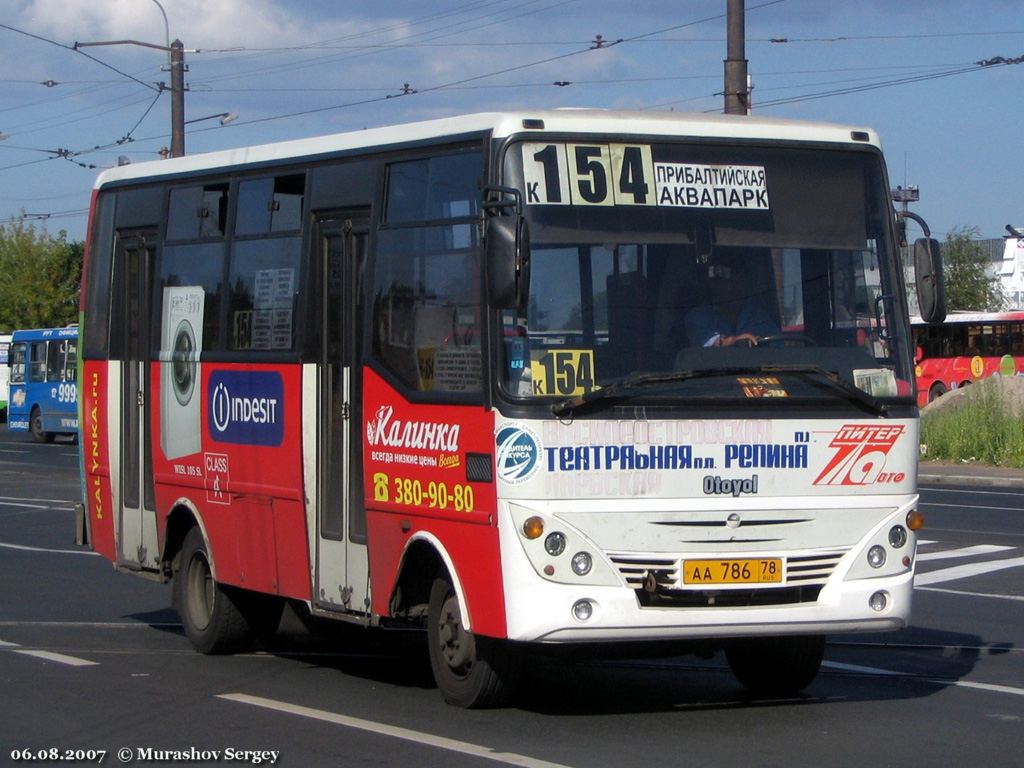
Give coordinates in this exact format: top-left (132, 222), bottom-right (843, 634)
top-left (0, 23), bottom-right (160, 93)
top-left (190, 0), bottom-right (582, 86)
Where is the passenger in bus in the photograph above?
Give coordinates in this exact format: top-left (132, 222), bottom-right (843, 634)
top-left (686, 262), bottom-right (778, 347)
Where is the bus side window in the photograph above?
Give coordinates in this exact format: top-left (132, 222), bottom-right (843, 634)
top-left (30, 341), bottom-right (49, 383)
top-left (372, 150), bottom-right (483, 395)
top-left (63, 340), bottom-right (78, 382)
top-left (10, 343), bottom-right (26, 384)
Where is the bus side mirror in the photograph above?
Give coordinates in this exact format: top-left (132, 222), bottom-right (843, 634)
top-left (485, 215), bottom-right (531, 311)
top-left (914, 237), bottom-right (946, 324)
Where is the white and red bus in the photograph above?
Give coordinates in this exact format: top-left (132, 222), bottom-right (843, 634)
top-left (912, 311), bottom-right (1024, 405)
top-left (79, 110), bottom-right (935, 707)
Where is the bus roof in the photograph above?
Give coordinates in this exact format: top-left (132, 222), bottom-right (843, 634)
top-left (94, 109), bottom-right (882, 189)
top-left (11, 326), bottom-right (79, 341)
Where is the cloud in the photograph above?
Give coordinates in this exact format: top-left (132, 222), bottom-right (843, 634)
top-left (12, 0), bottom-right (364, 49)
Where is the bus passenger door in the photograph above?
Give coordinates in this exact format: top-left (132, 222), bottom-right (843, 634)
top-left (116, 231), bottom-right (158, 571)
top-left (313, 213), bottom-right (369, 615)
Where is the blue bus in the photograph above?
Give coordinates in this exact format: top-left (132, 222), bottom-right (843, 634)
top-left (6, 326), bottom-right (79, 442)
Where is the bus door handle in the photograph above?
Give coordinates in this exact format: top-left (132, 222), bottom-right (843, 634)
top-left (137, 390), bottom-right (145, 407)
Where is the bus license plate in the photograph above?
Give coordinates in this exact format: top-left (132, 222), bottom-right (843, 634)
top-left (682, 558), bottom-right (783, 585)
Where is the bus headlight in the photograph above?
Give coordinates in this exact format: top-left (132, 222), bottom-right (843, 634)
top-left (571, 551), bottom-right (593, 576)
top-left (867, 545), bottom-right (886, 568)
top-left (888, 525), bottom-right (908, 548)
top-left (544, 532), bottom-right (567, 556)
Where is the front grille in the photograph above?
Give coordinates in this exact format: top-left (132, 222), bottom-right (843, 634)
top-left (637, 585), bottom-right (823, 608)
top-left (609, 555), bottom-right (680, 590)
top-left (608, 548), bottom-right (848, 607)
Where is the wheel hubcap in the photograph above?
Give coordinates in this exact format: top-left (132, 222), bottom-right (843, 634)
top-left (438, 594), bottom-right (473, 672)
top-left (185, 551), bottom-right (213, 632)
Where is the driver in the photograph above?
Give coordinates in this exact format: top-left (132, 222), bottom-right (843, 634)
top-left (685, 263), bottom-right (778, 347)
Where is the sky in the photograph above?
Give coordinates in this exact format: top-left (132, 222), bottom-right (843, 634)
top-left (1, 0), bottom-right (1021, 243)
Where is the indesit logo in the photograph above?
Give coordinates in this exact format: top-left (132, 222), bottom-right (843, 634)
top-left (814, 424), bottom-right (905, 486)
top-left (208, 371), bottom-right (283, 447)
top-left (495, 424), bottom-right (541, 485)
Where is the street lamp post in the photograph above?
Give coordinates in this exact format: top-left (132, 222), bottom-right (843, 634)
top-left (74, 37), bottom-right (187, 157)
top-left (184, 113), bottom-right (238, 126)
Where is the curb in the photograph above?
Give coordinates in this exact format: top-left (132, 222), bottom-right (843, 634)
top-left (918, 465), bottom-right (1024, 489)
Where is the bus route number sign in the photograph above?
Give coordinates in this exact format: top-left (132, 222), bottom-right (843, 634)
top-left (522, 143), bottom-right (655, 207)
top-left (521, 142), bottom-right (770, 211)
top-left (530, 349), bottom-right (595, 396)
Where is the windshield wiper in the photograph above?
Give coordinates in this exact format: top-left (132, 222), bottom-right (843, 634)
top-left (550, 364), bottom-right (891, 417)
top-left (764, 364), bottom-right (891, 416)
top-left (551, 367), bottom-right (759, 417)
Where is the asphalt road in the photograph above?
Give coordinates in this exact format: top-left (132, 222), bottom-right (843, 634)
top-left (1, 425), bottom-right (1022, 768)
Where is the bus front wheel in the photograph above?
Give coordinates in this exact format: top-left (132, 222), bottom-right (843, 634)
top-left (928, 383), bottom-right (946, 402)
top-left (173, 526), bottom-right (253, 654)
top-left (427, 577), bottom-right (519, 708)
top-left (30, 407), bottom-right (54, 444)
top-left (726, 634), bottom-right (825, 696)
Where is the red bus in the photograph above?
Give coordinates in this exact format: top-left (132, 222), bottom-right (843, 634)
top-left (80, 110), bottom-right (935, 707)
top-left (911, 311), bottom-right (1024, 405)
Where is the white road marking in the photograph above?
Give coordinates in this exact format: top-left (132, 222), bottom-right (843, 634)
top-left (219, 693), bottom-right (577, 768)
top-left (915, 555), bottom-right (1024, 586)
top-left (0, 495), bottom-right (80, 505)
top-left (916, 544), bottom-right (1015, 562)
top-left (917, 586), bottom-right (1024, 602)
top-left (13, 649), bottom-right (99, 667)
top-left (823, 661), bottom-right (1024, 697)
top-left (921, 487), bottom-right (1024, 498)
top-left (0, 541), bottom-right (100, 556)
top-left (919, 501), bottom-right (1024, 512)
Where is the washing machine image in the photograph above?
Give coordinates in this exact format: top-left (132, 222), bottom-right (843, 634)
top-left (160, 286), bottom-right (205, 459)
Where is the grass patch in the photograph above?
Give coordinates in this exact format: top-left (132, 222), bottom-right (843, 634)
top-left (921, 382), bottom-right (1024, 467)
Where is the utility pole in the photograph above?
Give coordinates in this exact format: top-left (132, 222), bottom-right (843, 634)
top-left (169, 39), bottom-right (186, 157)
top-left (724, 0), bottom-right (749, 115)
top-left (75, 36), bottom-right (188, 158)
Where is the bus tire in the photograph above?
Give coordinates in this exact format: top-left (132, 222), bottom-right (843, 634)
top-left (725, 634), bottom-right (825, 696)
top-left (173, 526), bottom-right (253, 654)
top-left (30, 407), bottom-right (54, 444)
top-left (928, 382), bottom-right (946, 402)
top-left (427, 576), bottom-right (518, 708)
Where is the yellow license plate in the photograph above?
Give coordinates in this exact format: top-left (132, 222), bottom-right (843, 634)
top-left (682, 558), bottom-right (783, 585)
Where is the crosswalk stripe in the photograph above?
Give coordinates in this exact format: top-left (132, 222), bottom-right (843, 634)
top-left (916, 545), bottom-right (1015, 562)
top-left (915, 556), bottom-right (1024, 586)
top-left (13, 649), bottom-right (99, 667)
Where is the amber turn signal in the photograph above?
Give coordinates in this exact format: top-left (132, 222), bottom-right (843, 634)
top-left (522, 516), bottom-right (545, 539)
top-left (906, 510), bottom-right (924, 531)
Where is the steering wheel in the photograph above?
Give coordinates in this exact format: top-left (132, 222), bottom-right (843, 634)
top-left (757, 333), bottom-right (817, 347)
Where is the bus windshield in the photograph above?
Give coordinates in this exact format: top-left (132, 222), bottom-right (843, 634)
top-left (498, 141), bottom-right (913, 405)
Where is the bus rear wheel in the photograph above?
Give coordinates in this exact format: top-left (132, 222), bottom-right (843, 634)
top-left (427, 577), bottom-right (519, 708)
top-left (173, 526), bottom-right (253, 654)
top-left (928, 382), bottom-right (946, 402)
top-left (726, 635), bottom-right (825, 696)
top-left (30, 407), bottom-right (54, 444)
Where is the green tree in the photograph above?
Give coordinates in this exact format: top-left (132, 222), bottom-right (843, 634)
top-left (942, 225), bottom-right (1004, 312)
top-left (0, 217), bottom-right (83, 330)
